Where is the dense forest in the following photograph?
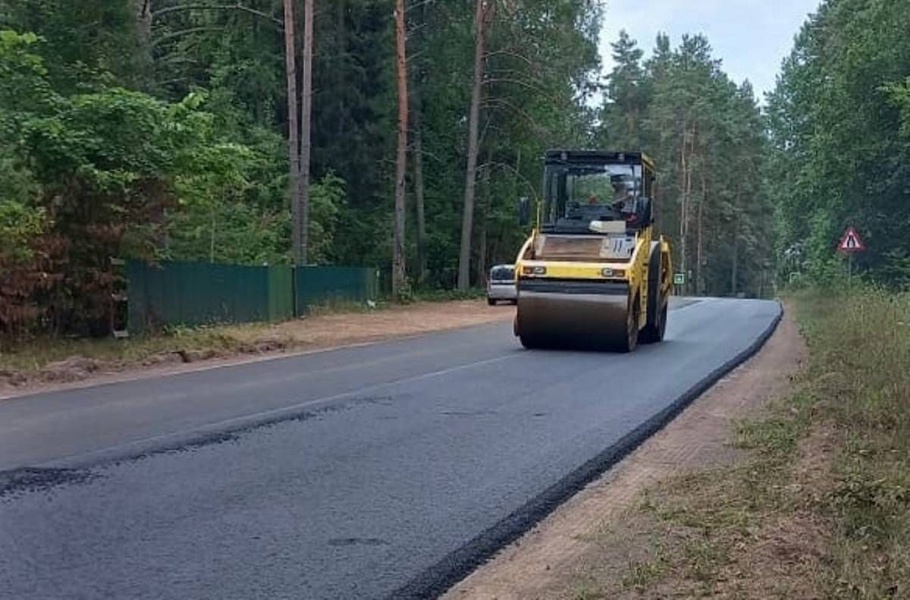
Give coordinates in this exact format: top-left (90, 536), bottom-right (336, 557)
top-left (8, 0), bottom-right (904, 339)
top-left (597, 31), bottom-right (771, 298)
top-left (1, 0), bottom-right (605, 336)
top-left (767, 0), bottom-right (910, 289)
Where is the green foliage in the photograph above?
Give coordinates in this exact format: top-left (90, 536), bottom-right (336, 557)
top-left (597, 32), bottom-right (773, 297)
top-left (884, 77), bottom-right (910, 137)
top-left (2, 0), bottom-right (783, 338)
top-left (0, 28), bottom-right (283, 335)
top-left (0, 29), bottom-right (53, 111)
top-left (0, 200), bottom-right (46, 263)
top-left (768, 0), bottom-right (910, 288)
top-left (308, 172), bottom-right (345, 264)
top-left (0, 0), bottom-right (144, 92)
top-left (164, 170), bottom-right (343, 266)
top-left (413, 287), bottom-right (486, 302)
top-left (394, 276), bottom-right (415, 304)
top-left (9, 0), bottom-right (605, 285)
top-left (792, 288), bottom-right (910, 595)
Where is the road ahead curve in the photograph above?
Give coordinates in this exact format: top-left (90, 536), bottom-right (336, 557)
top-left (0, 297), bottom-right (780, 600)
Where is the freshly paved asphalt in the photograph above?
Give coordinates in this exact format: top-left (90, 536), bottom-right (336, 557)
top-left (0, 297), bottom-right (781, 600)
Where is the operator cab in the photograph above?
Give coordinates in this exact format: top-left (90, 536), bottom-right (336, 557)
top-left (539, 150), bottom-right (654, 235)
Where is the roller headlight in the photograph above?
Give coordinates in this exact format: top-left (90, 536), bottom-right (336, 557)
top-left (522, 266), bottom-right (546, 275)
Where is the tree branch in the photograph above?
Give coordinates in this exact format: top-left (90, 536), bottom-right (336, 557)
top-left (484, 160), bottom-right (540, 202)
top-left (483, 48), bottom-right (534, 66)
top-left (482, 76), bottom-right (553, 97)
top-left (152, 26), bottom-right (224, 48)
top-left (153, 3), bottom-right (283, 26)
top-left (480, 97), bottom-right (549, 137)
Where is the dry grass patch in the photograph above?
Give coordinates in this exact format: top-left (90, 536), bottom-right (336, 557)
top-left (0, 299), bottom-right (513, 391)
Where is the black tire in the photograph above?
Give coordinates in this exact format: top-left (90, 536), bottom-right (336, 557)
top-left (616, 295), bottom-right (640, 353)
top-left (639, 297), bottom-right (664, 344)
top-left (487, 297), bottom-right (496, 306)
top-left (519, 332), bottom-right (546, 349)
top-left (641, 299), bottom-right (668, 343)
top-left (657, 300), bottom-right (668, 341)
top-left (640, 242), bottom-right (665, 344)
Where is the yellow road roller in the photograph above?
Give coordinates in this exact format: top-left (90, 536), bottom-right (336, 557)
top-left (513, 149), bottom-right (673, 352)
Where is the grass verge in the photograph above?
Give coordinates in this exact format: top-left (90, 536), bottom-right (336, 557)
top-left (0, 321), bottom-right (287, 375)
top-left (0, 294), bottom-right (501, 387)
top-left (588, 286), bottom-right (910, 598)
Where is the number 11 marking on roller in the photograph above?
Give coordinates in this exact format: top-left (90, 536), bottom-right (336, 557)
top-left (612, 237), bottom-right (633, 257)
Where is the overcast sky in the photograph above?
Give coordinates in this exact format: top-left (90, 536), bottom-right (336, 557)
top-left (597, 0), bottom-right (822, 105)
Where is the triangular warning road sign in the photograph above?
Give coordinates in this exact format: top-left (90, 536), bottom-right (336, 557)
top-left (838, 226), bottom-right (865, 253)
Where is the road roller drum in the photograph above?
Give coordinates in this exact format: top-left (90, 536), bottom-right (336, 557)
top-left (515, 282), bottom-right (638, 351)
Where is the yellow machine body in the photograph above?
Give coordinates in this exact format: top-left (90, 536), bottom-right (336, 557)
top-left (513, 149), bottom-right (673, 352)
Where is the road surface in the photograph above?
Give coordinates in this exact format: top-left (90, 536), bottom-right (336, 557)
top-left (0, 297), bottom-right (780, 599)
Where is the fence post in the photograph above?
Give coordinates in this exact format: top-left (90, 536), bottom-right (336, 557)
top-left (292, 265), bottom-right (299, 318)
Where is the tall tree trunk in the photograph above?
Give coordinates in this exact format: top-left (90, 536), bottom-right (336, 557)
top-left (413, 109), bottom-right (427, 285)
top-left (678, 122), bottom-right (689, 294)
top-left (133, 0), bottom-right (154, 89)
top-left (137, 0), bottom-right (160, 244)
top-left (475, 157), bottom-right (492, 285)
top-left (475, 214), bottom-right (488, 286)
top-left (458, 0), bottom-right (488, 290)
top-left (410, 0), bottom-right (428, 286)
top-left (392, 0), bottom-right (409, 297)
top-left (283, 0), bottom-right (301, 264)
top-left (298, 0), bottom-right (314, 265)
top-left (697, 165), bottom-right (706, 296)
top-left (731, 190), bottom-right (739, 296)
top-left (507, 147), bottom-right (521, 262)
top-left (685, 125), bottom-right (698, 295)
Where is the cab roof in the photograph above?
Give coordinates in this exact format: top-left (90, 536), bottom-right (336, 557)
top-left (543, 149), bottom-right (655, 169)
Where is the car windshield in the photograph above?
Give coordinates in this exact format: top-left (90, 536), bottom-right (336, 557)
top-left (490, 266), bottom-right (514, 281)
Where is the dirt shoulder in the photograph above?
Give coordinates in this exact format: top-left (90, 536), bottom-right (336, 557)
top-left (0, 300), bottom-right (514, 399)
top-left (442, 304), bottom-right (809, 600)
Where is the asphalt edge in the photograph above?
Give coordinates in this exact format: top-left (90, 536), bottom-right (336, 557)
top-left (388, 299), bottom-right (785, 600)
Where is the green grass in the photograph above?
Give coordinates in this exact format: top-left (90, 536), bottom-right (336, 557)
top-left (611, 285), bottom-right (910, 597)
top-left (802, 287), bottom-right (910, 598)
top-left (302, 297), bottom-right (389, 315)
top-left (620, 539), bottom-right (670, 592)
top-left (571, 580), bottom-right (605, 600)
top-left (410, 286), bottom-right (487, 302)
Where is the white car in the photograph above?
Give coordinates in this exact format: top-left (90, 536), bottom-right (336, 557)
top-left (487, 264), bottom-right (517, 305)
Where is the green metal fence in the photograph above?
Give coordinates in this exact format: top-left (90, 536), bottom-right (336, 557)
top-left (268, 265), bottom-right (295, 323)
top-left (294, 266), bottom-right (380, 314)
top-left (126, 260), bottom-right (377, 332)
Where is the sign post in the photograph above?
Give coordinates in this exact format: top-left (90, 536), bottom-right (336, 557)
top-left (837, 226), bottom-right (865, 287)
top-left (673, 272), bottom-right (686, 296)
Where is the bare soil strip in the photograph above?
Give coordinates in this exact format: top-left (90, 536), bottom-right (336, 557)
top-left (0, 300), bottom-right (514, 399)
